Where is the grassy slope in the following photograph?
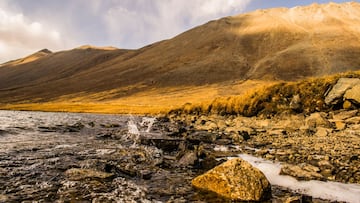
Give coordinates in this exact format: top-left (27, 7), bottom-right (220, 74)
top-left (2, 71), bottom-right (359, 116)
top-left (0, 80), bottom-right (268, 115)
top-left (170, 71), bottom-right (360, 117)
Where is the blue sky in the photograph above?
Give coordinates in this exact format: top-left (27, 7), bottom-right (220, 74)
top-left (0, 0), bottom-right (357, 62)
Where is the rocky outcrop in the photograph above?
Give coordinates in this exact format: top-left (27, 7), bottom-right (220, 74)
top-left (325, 78), bottom-right (360, 107)
top-left (344, 84), bottom-right (360, 105)
top-left (191, 158), bottom-right (271, 201)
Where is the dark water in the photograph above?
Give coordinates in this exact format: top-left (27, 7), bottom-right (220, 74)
top-left (0, 110), bottom-right (157, 202)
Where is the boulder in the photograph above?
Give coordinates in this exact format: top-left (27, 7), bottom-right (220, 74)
top-left (191, 158), bottom-right (271, 201)
top-left (325, 78), bottom-right (360, 105)
top-left (344, 84), bottom-right (360, 104)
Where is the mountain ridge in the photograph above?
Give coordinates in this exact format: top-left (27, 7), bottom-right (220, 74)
top-left (0, 2), bottom-right (360, 113)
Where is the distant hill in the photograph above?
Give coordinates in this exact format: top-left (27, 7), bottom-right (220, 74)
top-left (0, 2), bottom-right (360, 113)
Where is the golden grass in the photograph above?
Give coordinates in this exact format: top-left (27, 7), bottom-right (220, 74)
top-left (171, 71), bottom-right (360, 116)
top-left (0, 102), bottom-right (170, 115)
top-left (1, 71), bottom-right (359, 116)
top-left (0, 80), bottom-right (268, 115)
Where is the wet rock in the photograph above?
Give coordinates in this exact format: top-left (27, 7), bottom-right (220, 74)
top-left (100, 123), bottom-right (120, 128)
top-left (280, 164), bottom-right (323, 181)
top-left (186, 131), bottom-right (217, 144)
top-left (192, 158), bottom-right (271, 201)
top-left (325, 78), bottom-right (360, 105)
top-left (177, 151), bottom-right (197, 168)
top-left (38, 122), bottom-right (84, 133)
top-left (65, 168), bottom-right (114, 181)
top-left (140, 136), bottom-right (184, 152)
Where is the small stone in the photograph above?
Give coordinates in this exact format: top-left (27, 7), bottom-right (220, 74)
top-left (315, 127), bottom-right (331, 137)
top-left (343, 100), bottom-right (353, 109)
top-left (334, 121), bottom-right (346, 130)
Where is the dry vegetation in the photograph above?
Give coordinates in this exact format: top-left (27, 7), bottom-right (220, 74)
top-left (170, 71), bottom-right (360, 117)
top-left (1, 72), bottom-right (359, 116)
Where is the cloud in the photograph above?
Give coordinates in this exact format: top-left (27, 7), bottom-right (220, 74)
top-left (103, 0), bottom-right (252, 48)
top-left (0, 3), bottom-right (65, 63)
top-left (0, 0), bottom-right (253, 63)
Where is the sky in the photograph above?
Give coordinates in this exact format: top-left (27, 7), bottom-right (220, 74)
top-left (0, 0), bottom-right (355, 63)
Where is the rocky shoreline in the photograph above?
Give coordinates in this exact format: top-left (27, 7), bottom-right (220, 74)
top-left (169, 109), bottom-right (360, 185)
top-left (0, 110), bottom-right (359, 202)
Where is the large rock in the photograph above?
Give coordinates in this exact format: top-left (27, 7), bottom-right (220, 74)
top-left (325, 78), bottom-right (360, 105)
top-left (191, 158), bottom-right (271, 201)
top-left (344, 84), bottom-right (360, 104)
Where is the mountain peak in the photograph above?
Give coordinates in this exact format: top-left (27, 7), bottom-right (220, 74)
top-left (0, 48), bottom-right (52, 67)
top-left (38, 48), bottom-right (52, 54)
top-left (75, 45), bottom-right (118, 51)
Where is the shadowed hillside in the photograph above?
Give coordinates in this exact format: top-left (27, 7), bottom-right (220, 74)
top-left (0, 2), bottom-right (360, 114)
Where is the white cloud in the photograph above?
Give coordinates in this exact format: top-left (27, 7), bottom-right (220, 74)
top-left (103, 0), bottom-right (252, 48)
top-left (0, 4), bottom-right (64, 63)
top-left (0, 0), bottom-right (253, 63)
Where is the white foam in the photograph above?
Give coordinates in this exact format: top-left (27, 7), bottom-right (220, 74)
top-left (237, 154), bottom-right (360, 203)
top-left (127, 119), bottom-right (140, 135)
top-left (140, 117), bottom-right (156, 133)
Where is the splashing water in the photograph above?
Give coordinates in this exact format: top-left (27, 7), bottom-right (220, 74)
top-left (127, 119), bottom-right (140, 135)
top-left (127, 116), bottom-right (156, 148)
top-left (140, 117), bottom-right (156, 133)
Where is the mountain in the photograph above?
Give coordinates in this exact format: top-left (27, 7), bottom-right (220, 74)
top-left (0, 2), bottom-right (360, 113)
top-left (0, 49), bottom-right (52, 67)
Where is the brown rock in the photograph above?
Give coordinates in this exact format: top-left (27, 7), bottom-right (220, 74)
top-left (280, 164), bottom-right (323, 181)
top-left (315, 127), bottom-right (331, 137)
top-left (65, 168), bottom-right (114, 181)
top-left (344, 84), bottom-right (360, 104)
top-left (343, 100), bottom-right (353, 109)
top-left (192, 158), bottom-right (271, 201)
top-left (334, 121), bottom-right (346, 130)
top-left (325, 78), bottom-right (360, 105)
top-left (177, 151), bottom-right (198, 167)
top-left (305, 113), bottom-right (330, 129)
top-left (332, 110), bottom-right (358, 120)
